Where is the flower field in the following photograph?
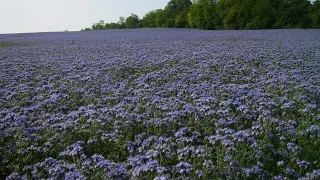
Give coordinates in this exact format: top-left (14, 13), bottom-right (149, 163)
top-left (0, 29), bottom-right (320, 179)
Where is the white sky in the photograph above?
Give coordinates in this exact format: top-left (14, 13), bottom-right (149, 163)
top-left (0, 0), bottom-right (169, 34)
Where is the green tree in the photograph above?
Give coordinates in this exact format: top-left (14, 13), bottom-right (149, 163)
top-left (223, 2), bottom-right (240, 30)
top-left (216, 0), bottom-right (237, 29)
top-left (142, 10), bottom-right (158, 28)
top-left (165, 0), bottom-right (192, 16)
top-left (175, 10), bottom-right (189, 28)
top-left (83, 0), bottom-right (318, 30)
top-left (164, 0), bottom-right (192, 27)
top-left (248, 0), bottom-right (274, 29)
top-left (310, 0), bottom-right (320, 28)
top-left (274, 0), bottom-right (311, 28)
top-left (222, 0), bottom-right (257, 30)
top-left (125, 14), bottom-right (140, 29)
top-left (188, 2), bottom-right (201, 28)
top-left (118, 16), bottom-right (126, 29)
top-left (91, 20), bottom-right (105, 30)
top-left (237, 0), bottom-right (256, 29)
top-left (104, 22), bottom-right (122, 29)
top-left (155, 9), bottom-right (167, 27)
top-left (188, 0), bottom-right (217, 29)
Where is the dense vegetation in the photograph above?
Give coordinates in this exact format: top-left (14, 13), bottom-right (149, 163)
top-left (83, 0), bottom-right (320, 31)
top-left (1, 29), bottom-right (320, 179)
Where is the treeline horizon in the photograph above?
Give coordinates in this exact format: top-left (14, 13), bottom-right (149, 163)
top-left (82, 0), bottom-right (320, 31)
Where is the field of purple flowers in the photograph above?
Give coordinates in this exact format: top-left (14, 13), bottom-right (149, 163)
top-left (0, 29), bottom-right (320, 179)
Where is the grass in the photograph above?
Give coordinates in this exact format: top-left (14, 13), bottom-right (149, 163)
top-left (0, 41), bottom-right (16, 48)
top-left (0, 41), bottom-right (38, 48)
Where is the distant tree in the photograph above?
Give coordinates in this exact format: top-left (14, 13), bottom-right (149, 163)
top-left (310, 0), bottom-right (320, 28)
top-left (188, 2), bottom-right (201, 28)
top-left (125, 14), bottom-right (140, 28)
top-left (174, 11), bottom-right (189, 28)
top-left (164, 0), bottom-right (192, 27)
top-left (119, 16), bottom-right (125, 24)
top-left (236, 0), bottom-right (255, 29)
top-left (165, 0), bottom-right (192, 16)
top-left (92, 20), bottom-right (105, 30)
top-left (274, 0), bottom-right (312, 28)
top-left (105, 22), bottom-right (121, 29)
top-left (142, 10), bottom-right (159, 28)
top-left (155, 9), bottom-right (167, 27)
top-left (247, 0), bottom-right (274, 29)
top-left (223, 2), bottom-right (240, 30)
top-left (222, 0), bottom-right (256, 30)
top-left (215, 0), bottom-right (236, 29)
top-left (188, 0), bottom-right (217, 29)
top-left (118, 16), bottom-right (126, 28)
top-left (83, 0), bottom-right (318, 30)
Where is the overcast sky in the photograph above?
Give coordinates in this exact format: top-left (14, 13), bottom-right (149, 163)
top-left (0, 0), bottom-right (169, 34)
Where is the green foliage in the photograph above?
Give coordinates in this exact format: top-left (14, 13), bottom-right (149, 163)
top-left (165, 0), bottom-right (192, 28)
top-left (104, 22), bottom-right (122, 29)
top-left (223, 3), bottom-right (240, 30)
top-left (125, 13), bottom-right (140, 29)
top-left (81, 28), bottom-right (91, 31)
top-left (142, 10), bottom-right (159, 28)
top-left (248, 0), bottom-right (274, 29)
top-left (155, 9), bottom-right (167, 27)
top-left (165, 0), bottom-right (192, 18)
top-left (274, 0), bottom-right (312, 29)
top-left (91, 20), bottom-right (105, 30)
top-left (0, 41), bottom-right (16, 48)
top-left (310, 0), bottom-right (320, 28)
top-left (83, 0), bottom-right (320, 30)
top-left (0, 41), bottom-right (37, 48)
top-left (174, 11), bottom-right (189, 28)
top-left (188, 0), bottom-right (217, 29)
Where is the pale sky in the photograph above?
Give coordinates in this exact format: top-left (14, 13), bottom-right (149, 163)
top-left (0, 0), bottom-right (169, 34)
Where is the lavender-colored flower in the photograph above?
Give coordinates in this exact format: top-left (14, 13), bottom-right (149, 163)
top-left (306, 169), bottom-right (320, 179)
top-left (287, 143), bottom-right (302, 155)
top-left (154, 176), bottom-right (168, 180)
top-left (106, 164), bottom-right (128, 178)
top-left (1, 29), bottom-right (320, 179)
top-left (64, 171), bottom-right (86, 180)
top-left (6, 173), bottom-right (21, 180)
top-left (176, 162), bottom-right (192, 174)
top-left (296, 160), bottom-right (310, 169)
top-left (285, 168), bottom-right (300, 178)
top-left (272, 175), bottom-right (285, 180)
top-left (195, 170), bottom-right (204, 177)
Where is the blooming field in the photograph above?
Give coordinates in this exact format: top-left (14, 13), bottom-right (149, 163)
top-left (0, 29), bottom-right (320, 179)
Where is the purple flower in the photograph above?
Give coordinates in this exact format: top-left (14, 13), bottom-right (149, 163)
top-left (176, 162), bottom-right (192, 172)
top-left (306, 169), bottom-right (320, 179)
top-left (287, 143), bottom-right (302, 155)
top-left (6, 173), bottom-right (21, 180)
top-left (196, 170), bottom-right (204, 177)
top-left (175, 127), bottom-right (188, 137)
top-left (285, 168), bottom-right (300, 178)
top-left (106, 164), bottom-right (128, 178)
top-left (64, 171), bottom-right (86, 180)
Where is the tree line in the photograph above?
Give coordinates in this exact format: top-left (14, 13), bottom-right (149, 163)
top-left (82, 0), bottom-right (320, 31)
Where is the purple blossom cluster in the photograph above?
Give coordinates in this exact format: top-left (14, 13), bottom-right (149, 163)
top-left (0, 29), bottom-right (320, 179)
